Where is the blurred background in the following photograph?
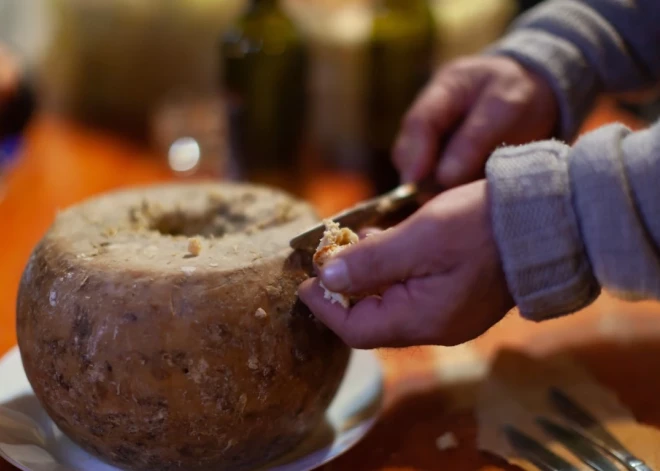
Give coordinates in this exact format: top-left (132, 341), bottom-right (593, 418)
top-left (0, 0), bottom-right (549, 198)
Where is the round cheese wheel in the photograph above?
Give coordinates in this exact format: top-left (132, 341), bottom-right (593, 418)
top-left (16, 183), bottom-right (350, 471)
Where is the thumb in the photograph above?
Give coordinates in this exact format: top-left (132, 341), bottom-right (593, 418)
top-left (318, 222), bottom-right (425, 295)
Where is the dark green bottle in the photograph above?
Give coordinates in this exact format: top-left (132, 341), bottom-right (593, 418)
top-left (367, 0), bottom-right (436, 193)
top-left (221, 0), bottom-right (307, 192)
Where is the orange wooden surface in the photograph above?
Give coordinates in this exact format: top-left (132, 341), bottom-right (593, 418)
top-left (1, 99), bottom-right (659, 471)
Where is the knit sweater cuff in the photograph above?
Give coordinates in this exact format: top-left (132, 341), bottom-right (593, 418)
top-left (485, 30), bottom-right (600, 142)
top-left (486, 140), bottom-right (600, 321)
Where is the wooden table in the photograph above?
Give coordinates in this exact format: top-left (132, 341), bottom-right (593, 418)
top-left (1, 99), bottom-right (659, 471)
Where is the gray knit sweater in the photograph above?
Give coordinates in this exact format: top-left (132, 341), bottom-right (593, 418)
top-left (484, 0), bottom-right (660, 320)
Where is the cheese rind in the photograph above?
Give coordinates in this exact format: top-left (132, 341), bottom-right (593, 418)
top-left (16, 183), bottom-right (351, 471)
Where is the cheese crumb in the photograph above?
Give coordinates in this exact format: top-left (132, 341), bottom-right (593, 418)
top-left (436, 432), bottom-right (458, 451)
top-left (313, 219), bottom-right (359, 308)
top-left (255, 308), bottom-right (268, 319)
top-left (247, 357), bottom-right (259, 370)
top-left (188, 237), bottom-right (202, 256)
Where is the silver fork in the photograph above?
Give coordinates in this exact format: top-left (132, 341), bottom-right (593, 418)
top-left (534, 417), bottom-right (619, 471)
top-left (505, 423), bottom-right (617, 471)
top-left (504, 426), bottom-right (581, 471)
top-left (548, 388), bottom-right (653, 471)
top-left (503, 388), bottom-right (654, 471)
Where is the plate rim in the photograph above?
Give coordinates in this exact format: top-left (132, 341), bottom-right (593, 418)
top-left (0, 346), bottom-right (383, 471)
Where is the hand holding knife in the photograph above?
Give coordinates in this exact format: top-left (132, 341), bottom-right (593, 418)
top-left (289, 179), bottom-right (442, 253)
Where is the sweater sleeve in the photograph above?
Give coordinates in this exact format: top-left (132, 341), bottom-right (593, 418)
top-left (485, 0), bottom-right (660, 141)
top-left (486, 120), bottom-right (660, 320)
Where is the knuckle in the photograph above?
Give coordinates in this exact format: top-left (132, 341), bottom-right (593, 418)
top-left (491, 85), bottom-right (533, 108)
top-left (479, 89), bottom-right (519, 113)
top-left (426, 78), bottom-right (460, 104)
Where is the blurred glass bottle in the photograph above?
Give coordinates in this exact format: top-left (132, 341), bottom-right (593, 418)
top-left (282, 0), bottom-right (374, 177)
top-left (43, 0), bottom-right (242, 140)
top-left (221, 0), bottom-right (308, 194)
top-left (367, 0), bottom-right (436, 193)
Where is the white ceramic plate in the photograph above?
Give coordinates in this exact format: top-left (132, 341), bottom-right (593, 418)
top-left (0, 347), bottom-right (383, 471)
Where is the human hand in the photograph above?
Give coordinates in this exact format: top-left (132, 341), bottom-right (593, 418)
top-left (394, 55), bottom-right (558, 187)
top-left (298, 180), bottom-right (515, 349)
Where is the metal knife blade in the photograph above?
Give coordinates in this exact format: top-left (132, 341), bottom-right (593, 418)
top-left (549, 388), bottom-right (654, 471)
top-left (536, 417), bottom-right (619, 471)
top-left (504, 425), bottom-right (581, 471)
top-left (289, 183), bottom-right (421, 253)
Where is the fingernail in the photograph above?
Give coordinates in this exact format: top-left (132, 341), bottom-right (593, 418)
top-left (320, 259), bottom-right (350, 292)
